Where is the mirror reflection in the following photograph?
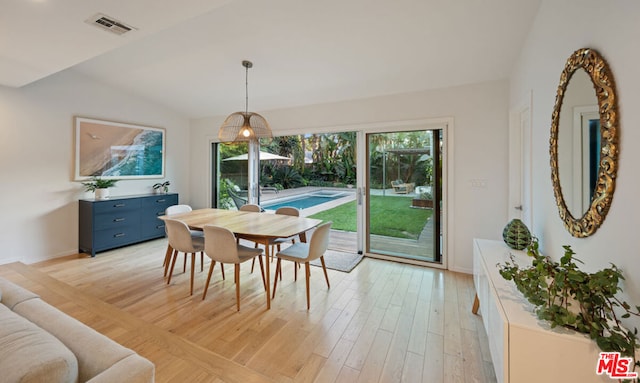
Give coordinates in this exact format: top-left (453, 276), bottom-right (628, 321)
top-left (549, 47), bottom-right (619, 238)
top-left (557, 69), bottom-right (600, 218)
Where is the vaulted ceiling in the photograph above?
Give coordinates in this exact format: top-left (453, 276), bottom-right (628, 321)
top-left (2, 0), bottom-right (540, 118)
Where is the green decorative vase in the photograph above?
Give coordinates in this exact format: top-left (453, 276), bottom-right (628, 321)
top-left (502, 219), bottom-right (532, 250)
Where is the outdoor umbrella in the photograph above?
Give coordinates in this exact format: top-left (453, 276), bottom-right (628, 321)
top-left (223, 151), bottom-right (290, 201)
top-left (222, 151), bottom-right (290, 162)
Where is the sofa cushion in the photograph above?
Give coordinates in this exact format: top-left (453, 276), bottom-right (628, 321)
top-left (14, 298), bottom-right (139, 382)
top-left (0, 277), bottom-right (39, 309)
top-left (0, 304), bottom-right (78, 383)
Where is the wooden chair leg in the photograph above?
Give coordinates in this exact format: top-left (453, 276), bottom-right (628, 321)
top-left (275, 244), bottom-right (285, 281)
top-left (202, 260), bottom-right (216, 300)
top-left (200, 252), bottom-right (204, 272)
top-left (235, 264), bottom-right (241, 311)
top-left (190, 253), bottom-right (195, 296)
top-left (167, 250), bottom-right (178, 285)
top-left (251, 243), bottom-right (261, 272)
top-left (183, 254), bottom-right (187, 273)
top-left (294, 261), bottom-right (298, 281)
top-left (272, 258), bottom-right (282, 299)
top-left (257, 255), bottom-right (266, 291)
top-left (220, 263), bottom-right (225, 280)
top-left (164, 247), bottom-right (176, 277)
top-left (305, 262), bottom-right (311, 310)
top-left (163, 244), bottom-right (173, 268)
top-left (472, 293), bottom-right (480, 314)
top-left (320, 256), bottom-right (330, 289)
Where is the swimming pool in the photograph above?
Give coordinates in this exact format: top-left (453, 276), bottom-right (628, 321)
top-left (262, 190), bottom-right (349, 211)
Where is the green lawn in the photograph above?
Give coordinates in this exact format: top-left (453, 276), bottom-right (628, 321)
top-left (309, 195), bottom-right (432, 239)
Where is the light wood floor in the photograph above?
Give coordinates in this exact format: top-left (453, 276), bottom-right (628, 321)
top-left (0, 238), bottom-right (496, 383)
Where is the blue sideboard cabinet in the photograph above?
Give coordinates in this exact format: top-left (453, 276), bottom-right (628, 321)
top-left (79, 193), bottom-right (178, 256)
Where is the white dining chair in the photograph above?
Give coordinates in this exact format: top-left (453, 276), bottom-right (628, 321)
top-left (272, 221), bottom-right (332, 310)
top-left (239, 204), bottom-right (262, 212)
top-left (236, 203), bottom-right (263, 247)
top-left (250, 206), bottom-right (303, 276)
top-left (165, 218), bottom-right (205, 296)
top-left (163, 204), bottom-right (224, 280)
top-left (202, 225), bottom-right (266, 311)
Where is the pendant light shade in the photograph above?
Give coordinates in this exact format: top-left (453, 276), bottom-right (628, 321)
top-left (218, 60), bottom-right (272, 142)
top-left (218, 111), bottom-right (271, 142)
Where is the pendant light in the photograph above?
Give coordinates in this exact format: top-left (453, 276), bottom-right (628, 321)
top-left (218, 60), bottom-right (272, 142)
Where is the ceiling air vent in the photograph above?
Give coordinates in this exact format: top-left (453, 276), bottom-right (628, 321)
top-left (85, 13), bottom-right (137, 36)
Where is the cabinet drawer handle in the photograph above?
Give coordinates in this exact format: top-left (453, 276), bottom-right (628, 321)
top-left (114, 218), bottom-right (126, 222)
top-left (113, 203), bottom-right (126, 207)
top-left (156, 224), bottom-right (165, 229)
top-left (156, 199), bottom-right (166, 203)
top-left (114, 233), bottom-right (126, 238)
top-left (156, 211), bottom-right (164, 216)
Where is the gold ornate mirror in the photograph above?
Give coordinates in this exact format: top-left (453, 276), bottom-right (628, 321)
top-left (550, 48), bottom-right (619, 237)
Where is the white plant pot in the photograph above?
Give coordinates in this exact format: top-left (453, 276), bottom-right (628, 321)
top-left (95, 188), bottom-right (110, 200)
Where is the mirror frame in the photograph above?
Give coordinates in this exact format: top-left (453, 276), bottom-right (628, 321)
top-left (550, 48), bottom-right (619, 238)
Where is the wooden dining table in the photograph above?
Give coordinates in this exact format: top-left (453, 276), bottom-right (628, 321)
top-left (160, 208), bottom-right (322, 309)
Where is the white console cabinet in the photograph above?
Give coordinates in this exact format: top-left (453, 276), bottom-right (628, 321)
top-left (473, 239), bottom-right (610, 383)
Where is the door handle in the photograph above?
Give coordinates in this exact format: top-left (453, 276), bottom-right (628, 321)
top-left (514, 205), bottom-right (523, 211)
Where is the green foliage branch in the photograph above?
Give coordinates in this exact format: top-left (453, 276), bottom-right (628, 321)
top-left (153, 181), bottom-right (171, 192)
top-left (81, 177), bottom-right (119, 192)
top-left (498, 238), bottom-right (640, 380)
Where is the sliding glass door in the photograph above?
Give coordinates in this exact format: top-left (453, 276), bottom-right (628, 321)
top-left (365, 129), bottom-right (443, 265)
top-left (211, 124), bottom-right (446, 267)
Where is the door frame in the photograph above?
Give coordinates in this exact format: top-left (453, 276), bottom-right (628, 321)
top-left (211, 116), bottom-right (454, 269)
top-left (358, 119), bottom-right (451, 269)
top-left (508, 90), bottom-right (533, 228)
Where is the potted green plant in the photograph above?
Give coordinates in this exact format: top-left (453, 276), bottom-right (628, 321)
top-left (499, 238), bottom-right (640, 374)
top-left (153, 181), bottom-right (170, 194)
top-left (82, 177), bottom-right (119, 200)
top-left (412, 190), bottom-right (433, 208)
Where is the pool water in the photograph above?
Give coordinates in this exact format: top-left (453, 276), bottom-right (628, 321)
top-left (262, 191), bottom-right (348, 211)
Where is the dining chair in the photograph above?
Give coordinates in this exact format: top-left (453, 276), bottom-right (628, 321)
top-left (163, 205), bottom-right (223, 279)
top-left (250, 206), bottom-right (302, 276)
top-left (165, 218), bottom-right (206, 296)
top-left (272, 221), bottom-right (332, 310)
top-left (239, 204), bottom-right (262, 212)
top-left (202, 225), bottom-right (266, 311)
top-left (236, 203), bottom-right (263, 247)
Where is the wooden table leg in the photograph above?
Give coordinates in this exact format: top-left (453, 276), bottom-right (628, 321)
top-left (472, 293), bottom-right (480, 314)
top-left (264, 239), bottom-right (271, 309)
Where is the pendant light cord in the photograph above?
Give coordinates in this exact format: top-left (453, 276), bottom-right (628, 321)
top-left (245, 65), bottom-right (249, 114)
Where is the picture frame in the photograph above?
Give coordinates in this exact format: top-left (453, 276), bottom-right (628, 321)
top-left (74, 117), bottom-right (165, 180)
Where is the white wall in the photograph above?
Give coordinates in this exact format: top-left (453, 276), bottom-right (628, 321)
top-left (510, 0), bottom-right (640, 329)
top-left (191, 80), bottom-right (510, 273)
top-left (0, 70), bottom-right (191, 265)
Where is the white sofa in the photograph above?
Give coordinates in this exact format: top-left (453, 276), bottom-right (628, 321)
top-left (0, 277), bottom-right (155, 383)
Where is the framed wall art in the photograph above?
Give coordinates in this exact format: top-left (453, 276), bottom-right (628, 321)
top-left (74, 117), bottom-right (165, 180)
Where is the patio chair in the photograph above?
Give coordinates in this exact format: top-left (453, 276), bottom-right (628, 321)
top-left (260, 185), bottom-right (279, 194)
top-left (228, 186), bottom-right (248, 209)
top-left (391, 179), bottom-right (415, 194)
